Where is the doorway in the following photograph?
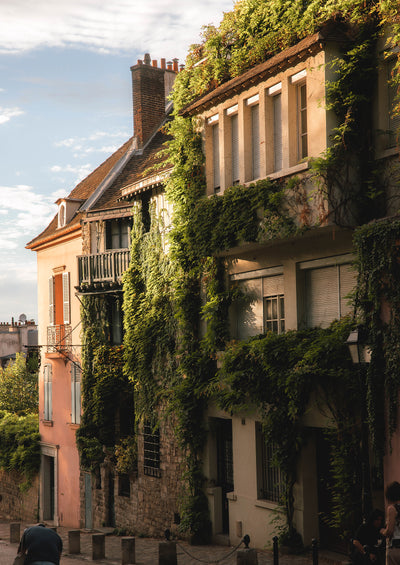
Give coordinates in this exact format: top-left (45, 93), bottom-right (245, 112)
top-left (42, 455), bottom-right (55, 521)
top-left (215, 418), bottom-right (234, 535)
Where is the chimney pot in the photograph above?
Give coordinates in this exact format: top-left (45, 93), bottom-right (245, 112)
top-left (161, 58), bottom-right (166, 70)
top-left (144, 53), bottom-right (151, 65)
top-left (152, 60), bottom-right (158, 67)
top-left (137, 59), bottom-right (143, 65)
top-left (167, 61), bottom-right (173, 71)
top-left (173, 58), bottom-right (179, 72)
top-left (179, 64), bottom-right (185, 72)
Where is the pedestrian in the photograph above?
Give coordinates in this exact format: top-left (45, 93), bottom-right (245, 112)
top-left (380, 481), bottom-right (400, 565)
top-left (352, 509), bottom-right (385, 565)
top-left (15, 523), bottom-right (63, 565)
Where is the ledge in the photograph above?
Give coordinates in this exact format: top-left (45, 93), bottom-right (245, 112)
top-left (42, 420), bottom-right (54, 427)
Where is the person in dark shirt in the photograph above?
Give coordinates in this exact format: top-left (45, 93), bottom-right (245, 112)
top-left (352, 509), bottom-right (385, 565)
top-left (16, 523), bottom-right (63, 565)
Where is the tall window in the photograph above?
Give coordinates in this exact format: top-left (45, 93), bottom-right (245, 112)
top-left (71, 363), bottom-right (81, 425)
top-left (256, 423), bottom-right (284, 503)
top-left (251, 104), bottom-right (260, 180)
top-left (143, 421), bottom-right (161, 478)
top-left (263, 274), bottom-right (284, 334)
top-left (44, 364), bottom-right (52, 421)
top-left (387, 59), bottom-right (400, 149)
top-left (110, 297), bottom-right (123, 346)
top-left (212, 123), bottom-right (220, 193)
top-left (273, 93), bottom-right (283, 171)
top-left (49, 272), bottom-right (70, 326)
top-left (231, 113), bottom-right (239, 185)
top-left (297, 83), bottom-right (308, 160)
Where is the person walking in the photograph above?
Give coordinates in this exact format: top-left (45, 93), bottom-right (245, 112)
top-left (380, 481), bottom-right (400, 565)
top-left (15, 523), bottom-right (63, 565)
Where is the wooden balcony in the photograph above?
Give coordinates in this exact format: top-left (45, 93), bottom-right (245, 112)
top-left (46, 324), bottom-right (72, 355)
top-left (78, 249), bottom-right (130, 291)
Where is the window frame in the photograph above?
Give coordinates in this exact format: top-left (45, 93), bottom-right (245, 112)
top-left (256, 422), bottom-right (285, 503)
top-left (143, 421), bottom-right (161, 478)
top-left (44, 364), bottom-right (52, 421)
top-left (71, 363), bottom-right (81, 425)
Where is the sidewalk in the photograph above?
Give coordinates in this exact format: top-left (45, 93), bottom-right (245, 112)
top-left (0, 521), bottom-right (349, 565)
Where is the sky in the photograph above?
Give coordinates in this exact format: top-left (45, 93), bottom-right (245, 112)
top-left (0, 0), bottom-right (234, 323)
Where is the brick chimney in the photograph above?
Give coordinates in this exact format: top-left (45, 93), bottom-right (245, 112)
top-left (130, 53), bottom-right (178, 149)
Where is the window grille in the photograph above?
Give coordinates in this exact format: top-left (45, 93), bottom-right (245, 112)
top-left (264, 294), bottom-right (285, 334)
top-left (257, 424), bottom-right (285, 503)
top-left (143, 422), bottom-right (161, 478)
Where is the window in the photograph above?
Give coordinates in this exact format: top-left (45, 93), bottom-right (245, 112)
top-left (44, 364), bottom-right (52, 421)
top-left (256, 423), bottom-right (284, 503)
top-left (302, 262), bottom-right (355, 328)
top-left (118, 474), bottom-right (130, 497)
top-left (71, 363), bottom-right (81, 425)
top-left (297, 83), bottom-right (308, 159)
top-left (264, 295), bottom-right (285, 334)
top-left (212, 123), bottom-right (220, 193)
top-left (273, 93), bottom-right (283, 171)
top-left (231, 113), bottom-right (239, 185)
top-left (143, 421), bottom-right (161, 478)
top-left (48, 271), bottom-right (71, 352)
top-left (110, 297), bottom-right (123, 346)
top-left (387, 59), bottom-right (400, 149)
top-left (251, 104), bottom-right (260, 180)
top-left (106, 219), bottom-right (130, 250)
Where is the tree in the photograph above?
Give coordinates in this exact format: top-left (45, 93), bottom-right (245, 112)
top-left (0, 353), bottom-right (38, 415)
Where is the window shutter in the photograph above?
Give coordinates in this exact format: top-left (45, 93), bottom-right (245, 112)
top-left (44, 364), bottom-right (52, 421)
top-left (71, 364), bottom-right (81, 425)
top-left (298, 83), bottom-right (308, 159)
top-left (251, 104), bottom-right (260, 180)
top-left (212, 124), bottom-right (220, 191)
top-left (305, 266), bottom-right (338, 328)
top-left (388, 60), bottom-right (400, 148)
top-left (339, 264), bottom-right (356, 317)
top-left (273, 94), bottom-right (283, 171)
top-left (231, 114), bottom-right (239, 184)
top-left (263, 274), bottom-right (284, 296)
top-left (49, 276), bottom-right (55, 325)
top-left (62, 272), bottom-right (70, 324)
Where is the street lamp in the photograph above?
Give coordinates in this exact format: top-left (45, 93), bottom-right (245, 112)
top-left (346, 327), bottom-right (372, 522)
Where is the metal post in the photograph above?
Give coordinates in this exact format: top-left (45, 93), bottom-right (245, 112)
top-left (273, 536), bottom-right (279, 565)
top-left (312, 538), bottom-right (318, 565)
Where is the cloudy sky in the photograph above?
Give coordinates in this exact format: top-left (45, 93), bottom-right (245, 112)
top-left (0, 0), bottom-right (234, 323)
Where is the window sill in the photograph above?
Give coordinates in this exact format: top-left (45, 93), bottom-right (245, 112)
top-left (68, 423), bottom-right (80, 429)
top-left (266, 161), bottom-right (310, 180)
top-left (255, 499), bottom-right (284, 511)
top-left (226, 491), bottom-right (237, 501)
top-left (42, 420), bottom-right (54, 427)
top-left (375, 146), bottom-right (399, 160)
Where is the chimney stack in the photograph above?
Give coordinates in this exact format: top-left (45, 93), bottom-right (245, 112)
top-left (130, 54), bottom-right (180, 149)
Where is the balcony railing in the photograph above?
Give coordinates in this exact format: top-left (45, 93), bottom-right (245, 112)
top-left (47, 324), bottom-right (72, 354)
top-left (78, 250), bottom-right (131, 288)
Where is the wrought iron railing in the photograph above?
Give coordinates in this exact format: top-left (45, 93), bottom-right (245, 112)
top-left (47, 324), bottom-right (72, 353)
top-left (78, 249), bottom-right (130, 287)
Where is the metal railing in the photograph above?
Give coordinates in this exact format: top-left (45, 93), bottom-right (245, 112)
top-left (78, 249), bottom-right (130, 287)
top-left (47, 324), bottom-right (72, 353)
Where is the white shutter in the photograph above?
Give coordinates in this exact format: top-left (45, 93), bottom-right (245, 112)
top-left (263, 274), bottom-right (284, 297)
top-left (236, 278), bottom-right (263, 339)
top-left (49, 276), bottom-right (55, 325)
top-left (62, 272), bottom-right (70, 324)
top-left (273, 94), bottom-right (283, 172)
top-left (44, 364), bottom-right (52, 421)
top-left (305, 266), bottom-right (338, 328)
top-left (71, 364), bottom-right (81, 425)
top-left (231, 114), bottom-right (239, 184)
top-left (212, 124), bottom-right (220, 191)
top-left (251, 104), bottom-right (260, 180)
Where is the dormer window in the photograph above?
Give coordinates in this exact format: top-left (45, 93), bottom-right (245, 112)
top-left (58, 203), bottom-right (66, 228)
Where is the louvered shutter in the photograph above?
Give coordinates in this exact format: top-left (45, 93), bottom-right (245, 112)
top-left (62, 272), bottom-right (70, 324)
top-left (44, 364), bottom-right (52, 421)
top-left (251, 105), bottom-right (260, 180)
top-left (231, 114), bottom-right (239, 184)
top-left (388, 60), bottom-right (400, 148)
top-left (71, 364), bottom-right (81, 425)
top-left (49, 276), bottom-right (55, 325)
top-left (305, 266), bottom-right (338, 328)
top-left (236, 278), bottom-right (263, 339)
top-left (273, 94), bottom-right (283, 171)
top-left (339, 264), bottom-right (356, 317)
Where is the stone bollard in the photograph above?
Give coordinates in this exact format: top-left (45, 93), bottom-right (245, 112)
top-left (121, 536), bottom-right (135, 564)
top-left (159, 540), bottom-right (177, 565)
top-left (10, 522), bottom-right (20, 543)
top-left (237, 548), bottom-right (258, 565)
top-left (68, 530), bottom-right (81, 554)
top-left (92, 533), bottom-right (105, 560)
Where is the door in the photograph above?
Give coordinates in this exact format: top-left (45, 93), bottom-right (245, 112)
top-left (215, 418), bottom-right (234, 535)
top-left (42, 455), bottom-right (55, 521)
top-left (107, 471), bottom-right (116, 527)
top-left (84, 472), bottom-right (93, 530)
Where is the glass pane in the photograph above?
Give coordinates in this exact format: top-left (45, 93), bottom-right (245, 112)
top-left (280, 296), bottom-right (285, 318)
top-left (272, 298), bottom-right (277, 319)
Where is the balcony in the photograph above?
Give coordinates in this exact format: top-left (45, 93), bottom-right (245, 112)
top-left (78, 250), bottom-right (130, 291)
top-left (47, 324), bottom-right (72, 355)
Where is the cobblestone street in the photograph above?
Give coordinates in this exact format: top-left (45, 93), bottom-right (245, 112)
top-left (0, 522), bottom-right (349, 565)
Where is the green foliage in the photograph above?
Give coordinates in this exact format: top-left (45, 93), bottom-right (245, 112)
top-left (0, 410), bottom-right (40, 490)
top-left (0, 353), bottom-right (38, 415)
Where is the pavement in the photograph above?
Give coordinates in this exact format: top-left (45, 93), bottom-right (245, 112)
top-left (0, 521), bottom-right (349, 565)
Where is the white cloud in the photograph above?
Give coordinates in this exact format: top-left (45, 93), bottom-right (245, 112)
top-left (0, 106), bottom-right (24, 124)
top-left (0, 0), bottom-right (234, 59)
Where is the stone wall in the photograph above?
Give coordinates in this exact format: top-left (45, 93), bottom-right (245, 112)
top-left (0, 470), bottom-right (39, 522)
top-left (80, 415), bottom-right (185, 536)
